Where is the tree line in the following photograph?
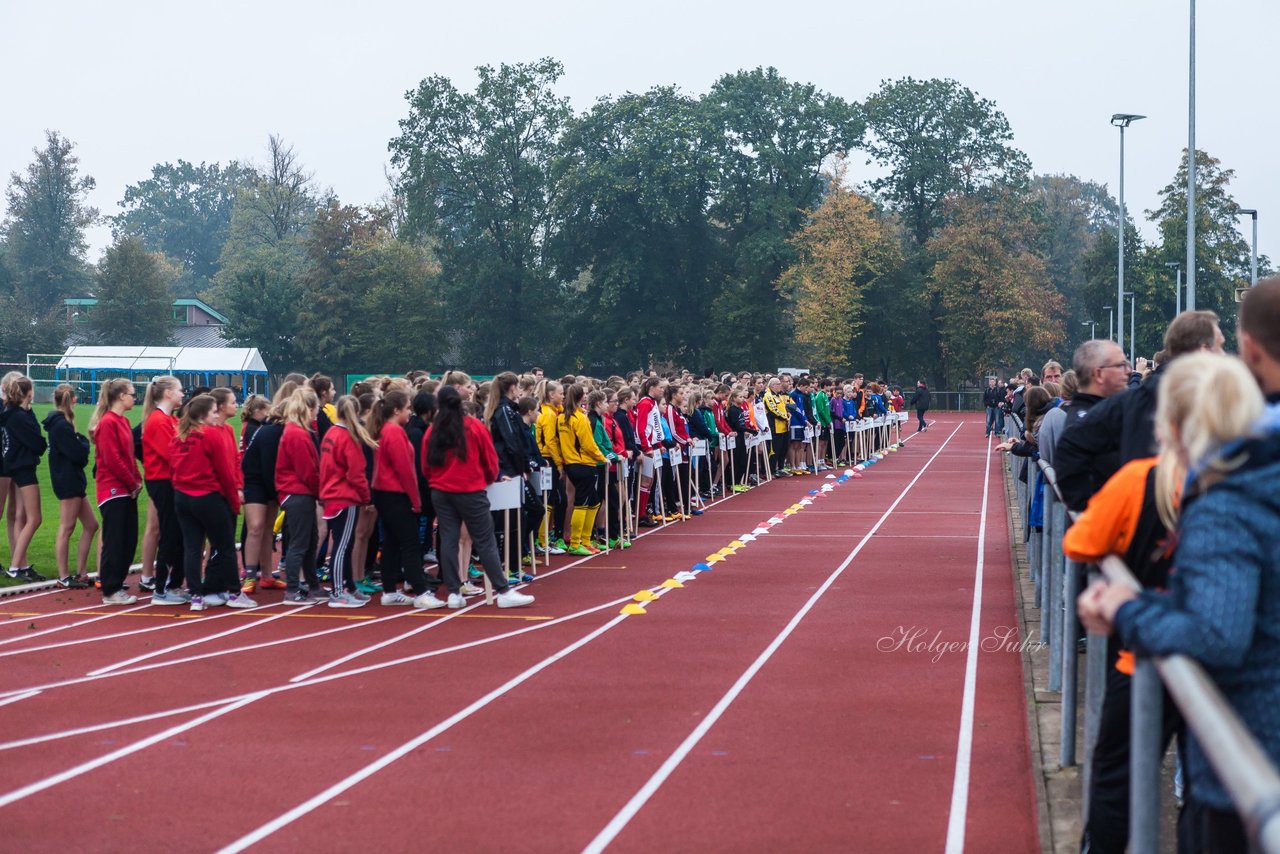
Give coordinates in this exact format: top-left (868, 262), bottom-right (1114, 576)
top-left (0, 60), bottom-right (1266, 386)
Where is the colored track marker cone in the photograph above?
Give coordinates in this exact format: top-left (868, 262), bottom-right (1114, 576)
top-left (730, 540), bottom-right (745, 548)
top-left (633, 590), bottom-right (658, 602)
top-left (675, 571), bottom-right (699, 582)
top-left (660, 579), bottom-right (684, 589)
top-left (620, 603), bottom-right (647, 615)
top-left (706, 556), bottom-right (723, 564)
top-left (693, 562), bottom-right (711, 572)
top-left (844, 469), bottom-right (855, 476)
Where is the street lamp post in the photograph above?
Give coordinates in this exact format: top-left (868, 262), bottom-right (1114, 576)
top-left (1103, 305), bottom-right (1115, 342)
top-left (1082, 319), bottom-right (1097, 340)
top-left (1124, 291), bottom-right (1136, 364)
top-left (1238, 209), bottom-right (1259, 286)
top-left (1165, 262), bottom-right (1182, 315)
top-left (1112, 113), bottom-right (1145, 361)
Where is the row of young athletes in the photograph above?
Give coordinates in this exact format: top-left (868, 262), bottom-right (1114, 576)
top-left (0, 367), bottom-right (903, 612)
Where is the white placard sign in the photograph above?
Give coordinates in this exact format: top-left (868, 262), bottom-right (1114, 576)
top-left (486, 477), bottom-right (522, 511)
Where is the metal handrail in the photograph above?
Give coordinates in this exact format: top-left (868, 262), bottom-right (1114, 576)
top-left (1033, 459), bottom-right (1280, 853)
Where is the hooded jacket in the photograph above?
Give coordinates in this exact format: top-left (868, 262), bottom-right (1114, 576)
top-left (1, 404), bottom-right (46, 471)
top-left (42, 410), bottom-right (90, 499)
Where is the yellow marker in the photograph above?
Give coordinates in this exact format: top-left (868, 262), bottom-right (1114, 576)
top-left (620, 603), bottom-right (647, 615)
top-left (707, 555), bottom-right (724, 564)
top-left (717, 548), bottom-right (734, 557)
top-left (784, 508), bottom-right (797, 516)
top-left (660, 579), bottom-right (684, 589)
top-left (729, 540), bottom-right (745, 548)
top-left (633, 590), bottom-right (658, 602)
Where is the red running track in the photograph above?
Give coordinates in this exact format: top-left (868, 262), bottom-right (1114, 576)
top-left (0, 413), bottom-right (1038, 853)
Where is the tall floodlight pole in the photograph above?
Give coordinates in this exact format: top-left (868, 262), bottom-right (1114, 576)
top-left (1104, 305), bottom-right (1114, 342)
top-left (1112, 114), bottom-right (1145, 360)
top-left (1127, 291), bottom-right (1136, 364)
top-left (1187, 0), bottom-right (1197, 309)
top-left (1082, 320), bottom-right (1097, 340)
top-left (1165, 262), bottom-right (1182, 315)
top-left (1238, 209), bottom-right (1259, 286)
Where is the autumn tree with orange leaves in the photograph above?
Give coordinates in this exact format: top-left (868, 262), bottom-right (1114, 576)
top-left (776, 160), bottom-right (902, 373)
top-left (925, 191), bottom-right (1064, 386)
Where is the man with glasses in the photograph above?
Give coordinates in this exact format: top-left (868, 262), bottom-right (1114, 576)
top-left (1054, 311), bottom-right (1224, 512)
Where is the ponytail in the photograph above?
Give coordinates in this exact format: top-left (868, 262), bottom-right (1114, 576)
top-left (335, 394), bottom-right (377, 449)
top-left (368, 390), bottom-right (409, 440)
top-left (177, 394), bottom-right (216, 441)
top-left (427, 385), bottom-right (466, 467)
top-left (282, 387), bottom-right (319, 431)
top-left (90, 378), bottom-right (134, 433)
top-left (562, 383), bottom-right (585, 427)
top-left (142, 375), bottom-right (181, 418)
top-left (484, 371), bottom-right (518, 426)
top-left (53, 383), bottom-right (78, 428)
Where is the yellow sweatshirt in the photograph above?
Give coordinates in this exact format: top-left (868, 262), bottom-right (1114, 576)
top-left (556, 409), bottom-right (607, 466)
top-left (537, 404), bottom-right (563, 467)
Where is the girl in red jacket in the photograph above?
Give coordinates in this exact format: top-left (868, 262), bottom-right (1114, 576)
top-left (276, 388), bottom-right (324, 605)
top-left (140, 376), bottom-right (187, 604)
top-left (370, 390), bottom-right (441, 609)
top-left (319, 395), bottom-right (375, 609)
top-left (90, 379), bottom-right (143, 605)
top-left (422, 386), bottom-right (533, 609)
top-left (171, 395), bottom-right (249, 611)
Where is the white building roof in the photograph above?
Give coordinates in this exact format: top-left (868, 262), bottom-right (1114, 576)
top-left (57, 346), bottom-right (268, 374)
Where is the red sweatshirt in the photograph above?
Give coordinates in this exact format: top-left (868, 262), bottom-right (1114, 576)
top-left (665, 405), bottom-right (690, 446)
top-left (320, 424), bottom-right (371, 517)
top-left (372, 421), bottom-right (420, 512)
top-left (421, 416), bottom-right (498, 493)
top-left (275, 422), bottom-right (320, 502)
top-left (93, 410), bottom-right (141, 505)
top-left (142, 408), bottom-right (177, 480)
top-left (710, 400), bottom-right (731, 435)
top-left (634, 395), bottom-right (662, 453)
top-left (214, 423), bottom-right (243, 487)
top-left (171, 426), bottom-right (241, 515)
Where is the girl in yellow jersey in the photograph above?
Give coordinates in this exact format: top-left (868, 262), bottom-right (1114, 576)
top-left (555, 384), bottom-right (606, 555)
top-left (534, 380), bottom-right (567, 554)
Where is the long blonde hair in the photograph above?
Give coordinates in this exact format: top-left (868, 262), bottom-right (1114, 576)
top-left (282, 387), bottom-right (319, 431)
top-left (142, 375), bottom-right (181, 418)
top-left (90, 378), bottom-right (134, 433)
top-left (335, 394), bottom-right (377, 449)
top-left (53, 383), bottom-right (78, 427)
top-left (1154, 352), bottom-right (1264, 529)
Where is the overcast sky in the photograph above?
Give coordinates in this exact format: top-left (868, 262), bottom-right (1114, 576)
top-left (2, 0), bottom-right (1274, 273)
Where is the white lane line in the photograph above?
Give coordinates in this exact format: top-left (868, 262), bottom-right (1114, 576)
top-left (0, 693), bottom-right (268, 809)
top-left (0, 606), bottom-right (253, 660)
top-left (0, 697), bottom-right (240, 752)
top-left (581, 423), bottom-right (964, 854)
top-left (0, 588), bottom-right (62, 607)
top-left (0, 591), bottom-right (644, 760)
top-left (218, 612), bottom-right (639, 854)
top-left (87, 604), bottom-right (293, 675)
top-left (0, 690), bottom-right (41, 707)
top-left (0, 602), bottom-right (155, 647)
top-left (942, 428), bottom-right (993, 854)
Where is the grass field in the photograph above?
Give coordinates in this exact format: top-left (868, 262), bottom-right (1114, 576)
top-left (0, 403), bottom-right (243, 587)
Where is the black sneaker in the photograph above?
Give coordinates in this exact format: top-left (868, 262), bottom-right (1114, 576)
top-left (138, 576), bottom-right (157, 592)
top-left (6, 566), bottom-right (42, 582)
top-left (56, 575), bottom-right (91, 589)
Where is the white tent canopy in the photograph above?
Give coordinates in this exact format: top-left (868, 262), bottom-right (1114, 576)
top-left (57, 346), bottom-right (268, 375)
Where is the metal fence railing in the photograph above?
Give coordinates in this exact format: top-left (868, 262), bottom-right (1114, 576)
top-left (1006, 413), bottom-right (1280, 853)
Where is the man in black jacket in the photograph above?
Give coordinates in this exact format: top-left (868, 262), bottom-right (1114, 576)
top-left (1054, 311), bottom-right (1224, 511)
top-left (982, 377), bottom-right (1003, 437)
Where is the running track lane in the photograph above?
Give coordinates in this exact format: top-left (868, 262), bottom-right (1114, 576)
top-left (228, 416), bottom-right (1035, 852)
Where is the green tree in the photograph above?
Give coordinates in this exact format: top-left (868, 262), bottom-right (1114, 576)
top-left (349, 236), bottom-right (445, 373)
top-left (390, 58), bottom-right (571, 370)
top-left (1145, 149), bottom-right (1254, 349)
top-left (113, 160), bottom-right (258, 297)
top-left (1028, 173), bottom-right (1116, 335)
top-left (552, 86), bottom-right (720, 370)
top-left (1, 130), bottom-right (97, 310)
top-left (216, 245), bottom-right (305, 373)
top-left (293, 202), bottom-right (376, 376)
top-left (88, 238), bottom-right (178, 345)
top-left (775, 159), bottom-right (902, 372)
top-left (702, 67), bottom-right (863, 369)
top-left (862, 77), bottom-right (1031, 247)
top-left (925, 191), bottom-right (1064, 385)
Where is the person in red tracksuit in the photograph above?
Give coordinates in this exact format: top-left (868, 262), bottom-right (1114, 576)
top-left (276, 387), bottom-right (324, 605)
top-left (91, 379), bottom-right (143, 605)
top-left (633, 377), bottom-right (664, 526)
top-left (171, 394), bottom-right (246, 612)
top-left (319, 395), bottom-right (375, 609)
top-left (140, 376), bottom-right (186, 604)
top-left (370, 390), bottom-right (441, 610)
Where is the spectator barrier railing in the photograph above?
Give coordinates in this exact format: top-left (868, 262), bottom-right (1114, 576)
top-left (1021, 457), bottom-right (1280, 854)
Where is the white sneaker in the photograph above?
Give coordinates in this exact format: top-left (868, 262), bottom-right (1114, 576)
top-left (225, 593), bottom-right (258, 609)
top-left (203, 593), bottom-right (227, 607)
top-left (446, 593), bottom-right (466, 609)
top-left (328, 590), bottom-right (368, 608)
top-left (413, 592), bottom-right (447, 610)
top-left (189, 596), bottom-right (206, 612)
top-left (102, 590), bottom-right (137, 606)
top-left (149, 590), bottom-right (186, 606)
top-left (459, 582), bottom-right (484, 596)
top-left (495, 589), bottom-right (534, 609)
top-left (546, 545), bottom-right (566, 556)
top-left (422, 550), bottom-right (438, 564)
top-left (380, 591), bottom-right (414, 606)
